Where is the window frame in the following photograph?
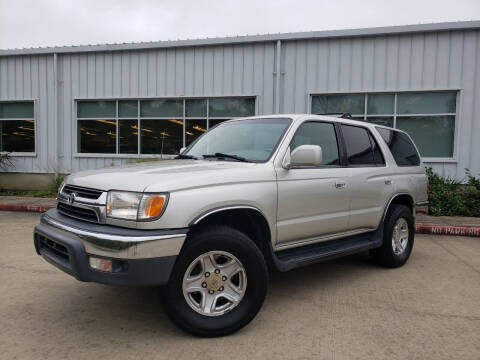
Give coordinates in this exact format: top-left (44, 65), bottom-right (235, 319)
top-left (337, 123), bottom-right (386, 168)
top-left (309, 89), bottom-right (460, 163)
top-left (287, 120), bottom-right (344, 169)
top-left (0, 99), bottom-right (37, 156)
top-left (74, 95), bottom-right (258, 158)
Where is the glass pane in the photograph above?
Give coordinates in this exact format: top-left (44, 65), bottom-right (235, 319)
top-left (376, 127), bottom-right (420, 166)
top-left (290, 122), bottom-right (339, 166)
top-left (340, 125), bottom-right (375, 165)
top-left (140, 119), bottom-right (183, 154)
top-left (140, 99), bottom-right (183, 117)
top-left (119, 101), bottom-right (138, 118)
top-left (0, 120), bottom-right (35, 152)
top-left (366, 117), bottom-right (394, 127)
top-left (397, 92), bottom-right (457, 114)
top-left (186, 99), bottom-right (207, 117)
top-left (209, 98), bottom-right (255, 117)
top-left (209, 119), bottom-right (228, 129)
top-left (119, 119), bottom-right (138, 154)
top-left (367, 93), bottom-right (394, 114)
top-left (312, 94), bottom-right (364, 115)
top-left (185, 118), bottom-right (292, 162)
top-left (77, 101), bottom-right (116, 118)
top-left (368, 132), bottom-right (385, 165)
top-left (396, 116), bottom-right (455, 157)
top-left (185, 119), bottom-right (207, 146)
top-left (78, 119), bottom-right (116, 153)
top-left (0, 102), bottom-right (34, 118)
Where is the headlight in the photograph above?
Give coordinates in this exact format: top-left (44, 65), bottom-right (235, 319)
top-left (106, 191), bottom-right (168, 221)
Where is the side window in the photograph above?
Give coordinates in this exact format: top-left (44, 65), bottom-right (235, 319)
top-left (376, 127), bottom-right (421, 166)
top-left (368, 132), bottom-right (386, 165)
top-left (340, 124), bottom-right (378, 166)
top-left (290, 122), bottom-right (340, 166)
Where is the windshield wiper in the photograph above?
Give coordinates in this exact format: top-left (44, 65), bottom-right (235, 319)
top-left (202, 153), bottom-right (250, 162)
top-left (175, 154), bottom-right (198, 159)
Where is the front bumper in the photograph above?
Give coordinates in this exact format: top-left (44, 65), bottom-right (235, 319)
top-left (33, 209), bottom-right (188, 286)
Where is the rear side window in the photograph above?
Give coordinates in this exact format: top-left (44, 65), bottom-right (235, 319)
top-left (340, 124), bottom-right (384, 166)
top-left (376, 127), bottom-right (421, 166)
top-left (290, 122), bottom-right (340, 166)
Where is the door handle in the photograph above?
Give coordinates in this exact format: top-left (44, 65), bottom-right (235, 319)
top-left (385, 178), bottom-right (393, 185)
top-left (335, 181), bottom-right (346, 189)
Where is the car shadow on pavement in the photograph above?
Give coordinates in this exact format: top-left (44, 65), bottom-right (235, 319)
top-left (35, 252), bottom-right (378, 339)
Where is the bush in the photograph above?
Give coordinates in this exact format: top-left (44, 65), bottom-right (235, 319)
top-left (426, 168), bottom-right (480, 217)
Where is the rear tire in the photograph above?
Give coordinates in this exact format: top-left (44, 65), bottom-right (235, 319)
top-left (372, 204), bottom-right (414, 268)
top-left (164, 225), bottom-right (268, 337)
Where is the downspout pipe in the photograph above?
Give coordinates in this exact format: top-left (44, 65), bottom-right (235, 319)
top-left (275, 40), bottom-right (281, 114)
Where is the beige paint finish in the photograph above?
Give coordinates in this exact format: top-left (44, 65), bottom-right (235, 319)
top-left (276, 167), bottom-right (350, 244)
top-left (2, 212), bottom-right (479, 359)
top-left (63, 115), bottom-right (427, 250)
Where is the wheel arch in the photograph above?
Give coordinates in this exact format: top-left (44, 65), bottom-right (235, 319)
top-left (186, 206), bottom-right (275, 269)
top-left (382, 193), bottom-right (414, 222)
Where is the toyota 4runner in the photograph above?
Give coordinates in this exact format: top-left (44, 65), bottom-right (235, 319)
top-left (34, 114), bottom-right (428, 337)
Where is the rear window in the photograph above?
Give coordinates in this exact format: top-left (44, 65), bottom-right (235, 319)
top-left (376, 127), bottom-right (421, 166)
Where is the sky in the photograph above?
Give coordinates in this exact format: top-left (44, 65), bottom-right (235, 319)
top-left (0, 0), bottom-right (479, 49)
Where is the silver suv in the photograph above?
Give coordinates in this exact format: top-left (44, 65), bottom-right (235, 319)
top-left (34, 114), bottom-right (428, 336)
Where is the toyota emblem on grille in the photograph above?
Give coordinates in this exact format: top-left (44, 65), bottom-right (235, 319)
top-left (68, 192), bottom-right (77, 204)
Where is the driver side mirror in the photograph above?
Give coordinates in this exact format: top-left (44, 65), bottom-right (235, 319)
top-left (179, 147), bottom-right (186, 154)
top-left (282, 145), bottom-right (323, 169)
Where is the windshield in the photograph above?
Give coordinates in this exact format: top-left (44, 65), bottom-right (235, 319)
top-left (184, 118), bottom-right (292, 162)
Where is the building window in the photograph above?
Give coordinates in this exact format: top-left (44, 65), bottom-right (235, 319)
top-left (76, 97), bottom-right (256, 155)
top-left (311, 91), bottom-right (457, 158)
top-left (0, 101), bottom-right (35, 153)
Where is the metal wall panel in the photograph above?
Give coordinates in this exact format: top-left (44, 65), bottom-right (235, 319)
top-left (281, 30), bottom-right (480, 179)
top-left (0, 54), bottom-right (57, 173)
top-left (55, 43), bottom-right (276, 173)
top-left (0, 29), bottom-right (478, 180)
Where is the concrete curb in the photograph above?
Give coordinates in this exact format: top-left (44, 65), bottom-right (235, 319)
top-left (415, 224), bottom-right (480, 237)
top-left (1, 203), bottom-right (479, 237)
top-left (0, 203), bottom-right (55, 213)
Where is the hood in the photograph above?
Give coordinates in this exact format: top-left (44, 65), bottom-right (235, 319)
top-left (66, 159), bottom-right (275, 193)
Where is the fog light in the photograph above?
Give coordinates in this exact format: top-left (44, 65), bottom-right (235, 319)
top-left (89, 257), bottom-right (113, 272)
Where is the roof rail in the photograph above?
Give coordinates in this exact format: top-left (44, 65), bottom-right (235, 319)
top-left (316, 112), bottom-right (353, 119)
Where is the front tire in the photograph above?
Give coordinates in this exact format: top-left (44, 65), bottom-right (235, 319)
top-left (164, 225), bottom-right (268, 337)
top-left (372, 204), bottom-right (415, 268)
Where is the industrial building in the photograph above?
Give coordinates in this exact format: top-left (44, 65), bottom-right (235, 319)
top-left (0, 21), bottom-right (479, 187)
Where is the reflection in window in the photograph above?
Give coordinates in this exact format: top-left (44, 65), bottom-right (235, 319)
top-left (140, 99), bottom-right (183, 117)
top-left (312, 94), bottom-right (364, 115)
top-left (290, 122), bottom-right (340, 166)
top-left (78, 120), bottom-right (116, 153)
top-left (140, 119), bottom-right (184, 155)
top-left (185, 119), bottom-right (207, 146)
top-left (119, 119), bottom-right (138, 154)
top-left (76, 97), bottom-right (256, 155)
top-left (396, 116), bottom-right (455, 158)
top-left (78, 101), bottom-right (115, 118)
top-left (209, 98), bottom-right (255, 117)
top-left (0, 101), bottom-right (35, 153)
top-left (0, 120), bottom-right (35, 152)
top-left (311, 91), bottom-right (457, 158)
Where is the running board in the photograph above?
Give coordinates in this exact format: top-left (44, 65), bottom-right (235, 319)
top-left (271, 226), bottom-right (383, 272)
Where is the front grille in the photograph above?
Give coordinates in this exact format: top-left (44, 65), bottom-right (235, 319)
top-left (37, 234), bottom-right (70, 263)
top-left (57, 202), bottom-right (99, 223)
top-left (62, 185), bottom-right (103, 200)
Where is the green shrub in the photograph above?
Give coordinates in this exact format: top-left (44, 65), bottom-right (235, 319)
top-left (426, 168), bottom-right (480, 217)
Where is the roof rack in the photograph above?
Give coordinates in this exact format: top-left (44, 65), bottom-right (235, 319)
top-left (317, 113), bottom-right (353, 119)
